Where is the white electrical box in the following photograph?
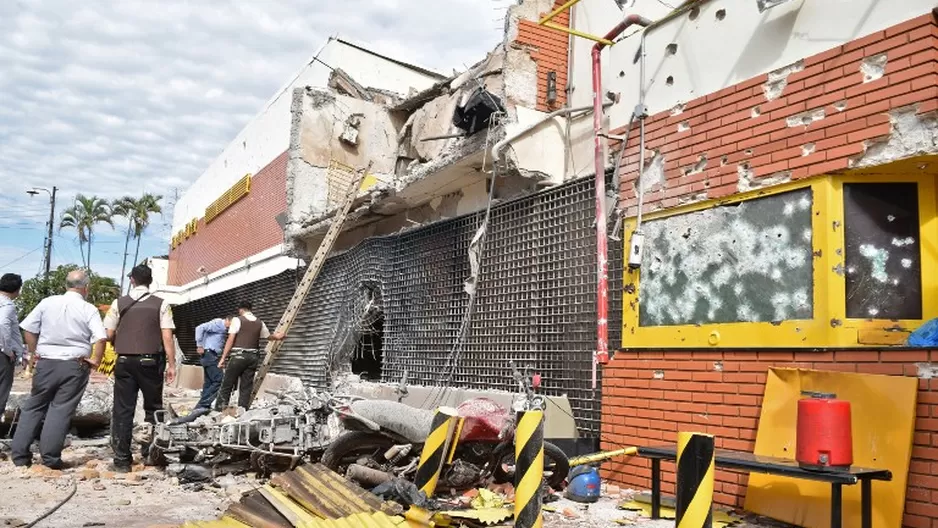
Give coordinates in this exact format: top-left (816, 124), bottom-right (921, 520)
top-left (628, 231), bottom-right (645, 269)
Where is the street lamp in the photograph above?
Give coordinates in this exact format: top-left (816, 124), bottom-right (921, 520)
top-left (26, 186), bottom-right (57, 278)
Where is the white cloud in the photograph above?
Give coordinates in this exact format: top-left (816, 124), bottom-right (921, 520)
top-left (0, 0), bottom-right (500, 276)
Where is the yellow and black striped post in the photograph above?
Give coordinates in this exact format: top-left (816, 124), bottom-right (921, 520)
top-left (675, 432), bottom-right (715, 528)
top-left (413, 407), bottom-right (458, 497)
top-left (514, 410), bottom-right (544, 528)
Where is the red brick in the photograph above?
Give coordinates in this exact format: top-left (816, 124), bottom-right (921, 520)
top-left (825, 72), bottom-right (865, 93)
top-left (847, 122), bottom-right (892, 143)
top-left (168, 151), bottom-right (288, 285)
top-left (808, 158), bottom-right (850, 176)
top-left (893, 86), bottom-right (938, 109)
top-left (864, 33), bottom-right (911, 57)
top-left (891, 38), bottom-right (938, 63)
top-left (864, 83), bottom-right (913, 105)
top-left (884, 13), bottom-right (936, 38)
top-left (843, 31), bottom-right (887, 53)
top-left (805, 46), bottom-right (844, 67)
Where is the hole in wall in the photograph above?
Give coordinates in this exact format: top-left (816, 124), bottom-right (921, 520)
top-left (716, 9), bottom-right (726, 20)
top-left (689, 6), bottom-right (700, 20)
top-left (619, 70), bottom-right (625, 77)
top-left (666, 75), bottom-right (674, 86)
top-left (666, 43), bottom-right (678, 56)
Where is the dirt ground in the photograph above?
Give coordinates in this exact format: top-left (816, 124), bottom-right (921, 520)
top-left (0, 444), bottom-right (235, 527)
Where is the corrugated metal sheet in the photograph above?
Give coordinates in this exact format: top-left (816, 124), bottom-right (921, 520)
top-left (172, 173), bottom-right (622, 435)
top-left (183, 463), bottom-right (435, 528)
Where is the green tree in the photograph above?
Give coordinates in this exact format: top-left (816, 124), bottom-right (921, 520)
top-left (129, 193), bottom-right (163, 270)
top-left (59, 195), bottom-right (114, 269)
top-left (111, 196), bottom-right (136, 293)
top-left (15, 264), bottom-right (120, 320)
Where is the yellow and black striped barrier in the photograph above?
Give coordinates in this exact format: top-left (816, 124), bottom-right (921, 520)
top-left (514, 410), bottom-right (544, 528)
top-left (675, 432), bottom-right (715, 528)
top-left (413, 407), bottom-right (458, 497)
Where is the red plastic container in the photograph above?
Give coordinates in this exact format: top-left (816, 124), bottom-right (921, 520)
top-left (796, 391), bottom-right (853, 471)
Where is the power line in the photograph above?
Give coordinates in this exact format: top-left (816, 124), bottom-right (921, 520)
top-left (0, 246), bottom-right (43, 268)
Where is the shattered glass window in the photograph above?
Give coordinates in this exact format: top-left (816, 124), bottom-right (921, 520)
top-left (638, 188), bottom-right (814, 326)
top-left (843, 182), bottom-right (922, 320)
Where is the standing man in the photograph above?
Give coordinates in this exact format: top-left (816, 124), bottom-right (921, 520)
top-left (215, 301), bottom-right (284, 411)
top-left (103, 264), bottom-right (176, 472)
top-left (11, 270), bottom-right (106, 469)
top-left (0, 273), bottom-right (25, 417)
top-left (193, 315), bottom-right (232, 411)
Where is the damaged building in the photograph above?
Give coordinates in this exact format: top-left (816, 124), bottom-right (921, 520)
top-left (166, 0), bottom-right (938, 525)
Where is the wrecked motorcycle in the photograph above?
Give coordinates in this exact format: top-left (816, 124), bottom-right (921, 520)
top-left (322, 364), bottom-right (570, 491)
top-left (143, 387), bottom-right (362, 474)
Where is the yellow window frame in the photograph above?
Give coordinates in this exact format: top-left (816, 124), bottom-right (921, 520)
top-left (621, 171), bottom-right (937, 348)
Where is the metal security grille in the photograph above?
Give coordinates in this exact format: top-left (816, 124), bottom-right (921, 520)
top-left (173, 173), bottom-right (622, 435)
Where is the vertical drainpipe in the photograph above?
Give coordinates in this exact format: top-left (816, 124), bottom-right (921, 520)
top-left (591, 14), bottom-right (651, 385)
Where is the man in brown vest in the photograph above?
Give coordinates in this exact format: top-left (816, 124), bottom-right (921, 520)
top-left (214, 300), bottom-right (283, 411)
top-left (103, 264), bottom-right (176, 472)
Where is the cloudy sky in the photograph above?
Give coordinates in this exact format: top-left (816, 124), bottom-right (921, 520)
top-left (0, 0), bottom-right (504, 284)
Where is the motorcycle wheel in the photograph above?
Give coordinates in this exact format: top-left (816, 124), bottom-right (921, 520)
top-left (321, 431), bottom-right (399, 475)
top-left (492, 441), bottom-right (570, 490)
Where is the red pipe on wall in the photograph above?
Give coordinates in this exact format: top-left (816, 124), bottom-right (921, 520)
top-left (592, 15), bottom-right (651, 370)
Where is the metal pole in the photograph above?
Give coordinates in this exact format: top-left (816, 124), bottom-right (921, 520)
top-left (675, 432), bottom-right (715, 528)
top-left (514, 409), bottom-right (544, 528)
top-left (413, 407), bottom-right (458, 498)
top-left (45, 186), bottom-right (56, 277)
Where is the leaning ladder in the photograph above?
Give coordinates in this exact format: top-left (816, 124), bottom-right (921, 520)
top-left (248, 161), bottom-right (372, 406)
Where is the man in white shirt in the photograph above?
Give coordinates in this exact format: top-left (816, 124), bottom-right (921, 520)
top-left (0, 273), bottom-right (25, 417)
top-left (11, 270), bottom-right (106, 469)
top-left (214, 300), bottom-right (283, 411)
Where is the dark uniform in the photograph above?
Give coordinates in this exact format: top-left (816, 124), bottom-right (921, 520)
top-left (214, 315), bottom-right (264, 410)
top-left (105, 265), bottom-right (176, 471)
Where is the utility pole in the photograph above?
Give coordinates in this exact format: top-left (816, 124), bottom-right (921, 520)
top-left (27, 186), bottom-right (57, 278)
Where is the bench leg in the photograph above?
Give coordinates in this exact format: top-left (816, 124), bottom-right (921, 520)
top-left (861, 479), bottom-right (872, 528)
top-left (831, 483), bottom-right (842, 528)
top-left (651, 458), bottom-right (661, 520)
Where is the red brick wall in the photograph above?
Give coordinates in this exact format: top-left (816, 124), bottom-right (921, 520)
top-left (603, 13), bottom-right (938, 528)
top-left (515, 1), bottom-right (570, 111)
top-left (601, 349), bottom-right (938, 528)
top-left (167, 151), bottom-right (288, 286)
top-left (614, 13), bottom-right (938, 215)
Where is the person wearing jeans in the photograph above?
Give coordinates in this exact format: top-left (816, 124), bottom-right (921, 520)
top-left (193, 315), bottom-right (231, 410)
top-left (214, 301), bottom-right (284, 411)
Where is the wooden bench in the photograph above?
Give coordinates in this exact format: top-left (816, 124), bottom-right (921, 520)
top-left (637, 446), bottom-right (892, 528)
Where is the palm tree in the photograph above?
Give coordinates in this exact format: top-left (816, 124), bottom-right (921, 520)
top-left (130, 193), bottom-right (163, 270)
top-left (111, 196), bottom-right (136, 293)
top-left (59, 195), bottom-right (113, 269)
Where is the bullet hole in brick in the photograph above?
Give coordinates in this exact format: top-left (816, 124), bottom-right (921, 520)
top-left (721, 156), bottom-right (728, 166)
top-left (666, 76), bottom-right (674, 86)
top-left (745, 150), bottom-right (753, 156)
top-left (716, 9), bottom-right (726, 20)
top-left (752, 106), bottom-right (761, 118)
top-left (666, 43), bottom-right (678, 56)
top-left (689, 6), bottom-right (700, 20)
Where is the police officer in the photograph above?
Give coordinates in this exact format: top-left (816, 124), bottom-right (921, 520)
top-left (214, 300), bottom-right (283, 411)
top-left (103, 265), bottom-right (176, 472)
